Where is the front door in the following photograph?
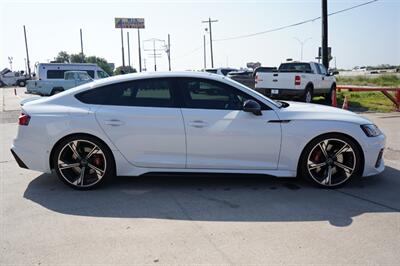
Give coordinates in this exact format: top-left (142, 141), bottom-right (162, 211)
top-left (178, 78), bottom-right (281, 170)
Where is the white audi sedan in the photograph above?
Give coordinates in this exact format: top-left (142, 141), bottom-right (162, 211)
top-left (11, 72), bottom-right (385, 189)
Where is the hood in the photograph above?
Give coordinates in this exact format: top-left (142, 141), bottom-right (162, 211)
top-left (276, 101), bottom-right (372, 125)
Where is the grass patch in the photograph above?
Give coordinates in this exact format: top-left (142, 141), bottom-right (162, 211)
top-left (336, 74), bottom-right (400, 87)
top-left (313, 91), bottom-right (396, 112)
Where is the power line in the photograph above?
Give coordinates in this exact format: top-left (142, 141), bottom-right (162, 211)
top-left (174, 0), bottom-right (378, 60)
top-left (214, 0), bottom-right (378, 42)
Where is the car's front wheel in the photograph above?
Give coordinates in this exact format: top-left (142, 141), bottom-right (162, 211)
top-left (300, 134), bottom-right (362, 188)
top-left (52, 135), bottom-right (115, 189)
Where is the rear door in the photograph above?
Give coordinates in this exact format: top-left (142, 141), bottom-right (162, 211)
top-left (79, 78), bottom-right (186, 168)
top-left (178, 77), bottom-right (281, 170)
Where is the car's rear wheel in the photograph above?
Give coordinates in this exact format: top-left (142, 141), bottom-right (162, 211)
top-left (303, 86), bottom-right (313, 103)
top-left (18, 80), bottom-right (26, 87)
top-left (52, 135), bottom-right (115, 189)
top-left (300, 134), bottom-right (362, 188)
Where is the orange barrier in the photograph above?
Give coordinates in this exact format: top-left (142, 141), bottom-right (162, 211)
top-left (337, 85), bottom-right (400, 112)
top-left (331, 88), bottom-right (337, 107)
top-left (342, 96), bottom-right (349, 110)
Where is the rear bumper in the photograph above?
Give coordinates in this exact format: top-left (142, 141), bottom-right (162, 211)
top-left (255, 88), bottom-right (304, 98)
top-left (10, 149), bottom-right (28, 169)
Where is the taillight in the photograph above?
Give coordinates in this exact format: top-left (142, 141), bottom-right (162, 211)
top-left (295, 75), bottom-right (301, 86)
top-left (18, 113), bottom-right (31, 126)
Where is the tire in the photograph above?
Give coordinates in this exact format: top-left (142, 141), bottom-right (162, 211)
top-left (51, 87), bottom-right (64, 95)
top-left (302, 85), bottom-right (313, 103)
top-left (299, 133), bottom-right (362, 188)
top-left (52, 135), bottom-right (115, 190)
top-left (325, 84), bottom-right (336, 104)
top-left (18, 80), bottom-right (26, 87)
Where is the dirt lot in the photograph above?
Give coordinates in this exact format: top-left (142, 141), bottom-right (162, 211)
top-left (1, 87), bottom-right (399, 265)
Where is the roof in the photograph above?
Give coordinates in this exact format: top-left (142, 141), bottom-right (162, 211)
top-left (90, 71), bottom-right (226, 88)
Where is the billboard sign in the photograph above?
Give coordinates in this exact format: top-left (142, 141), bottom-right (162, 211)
top-left (115, 18), bottom-right (145, 29)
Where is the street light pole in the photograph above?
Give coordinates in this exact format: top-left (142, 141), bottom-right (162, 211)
top-left (202, 18), bottom-right (218, 68)
top-left (293, 37), bottom-right (312, 61)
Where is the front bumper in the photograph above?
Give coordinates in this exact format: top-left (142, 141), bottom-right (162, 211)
top-left (362, 134), bottom-right (386, 177)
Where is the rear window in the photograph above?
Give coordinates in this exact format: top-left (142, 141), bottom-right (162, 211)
top-left (278, 63), bottom-right (312, 73)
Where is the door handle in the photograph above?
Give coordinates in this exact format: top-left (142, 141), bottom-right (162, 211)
top-left (104, 119), bottom-right (125, 126)
top-left (188, 120), bottom-right (207, 128)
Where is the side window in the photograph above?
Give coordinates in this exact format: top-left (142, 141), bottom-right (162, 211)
top-left (65, 72), bottom-right (74, 80)
top-left (75, 78), bottom-right (176, 108)
top-left (47, 70), bottom-right (65, 79)
top-left (179, 78), bottom-right (266, 110)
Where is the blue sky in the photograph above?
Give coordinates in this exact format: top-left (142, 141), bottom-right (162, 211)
top-left (1, 0), bottom-right (399, 72)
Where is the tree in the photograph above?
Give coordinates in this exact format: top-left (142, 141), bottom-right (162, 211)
top-left (53, 51), bottom-right (114, 76)
top-left (70, 53), bottom-right (85, 63)
top-left (54, 51), bottom-right (70, 63)
top-left (85, 56), bottom-right (114, 76)
top-left (114, 66), bottom-right (137, 75)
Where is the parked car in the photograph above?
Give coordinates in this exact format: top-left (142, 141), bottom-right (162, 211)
top-left (33, 63), bottom-right (109, 81)
top-left (12, 72), bottom-right (385, 189)
top-left (227, 70), bottom-right (255, 89)
top-left (0, 68), bottom-right (30, 87)
top-left (26, 71), bottom-right (93, 95)
top-left (205, 68), bottom-right (238, 76)
top-left (255, 62), bottom-right (337, 103)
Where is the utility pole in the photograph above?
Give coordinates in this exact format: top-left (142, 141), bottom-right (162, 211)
top-left (203, 34), bottom-right (207, 69)
top-left (202, 17), bottom-right (218, 68)
top-left (137, 29), bottom-right (142, 72)
top-left (23, 25), bottom-right (31, 76)
top-left (127, 32), bottom-right (131, 68)
top-left (80, 28), bottom-right (84, 61)
top-left (322, 0), bottom-right (329, 69)
top-left (121, 28), bottom-right (125, 67)
top-left (167, 34), bottom-right (171, 71)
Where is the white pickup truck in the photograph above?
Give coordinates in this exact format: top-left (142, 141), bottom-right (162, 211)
top-left (254, 62), bottom-right (337, 103)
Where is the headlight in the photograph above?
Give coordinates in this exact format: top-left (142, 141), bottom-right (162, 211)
top-left (361, 124), bottom-right (382, 137)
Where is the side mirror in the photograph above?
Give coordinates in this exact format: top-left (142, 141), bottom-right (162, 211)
top-left (328, 70), bottom-right (339, 76)
top-left (243, 100), bottom-right (262, 116)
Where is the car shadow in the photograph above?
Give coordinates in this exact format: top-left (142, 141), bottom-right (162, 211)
top-left (23, 166), bottom-right (400, 227)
